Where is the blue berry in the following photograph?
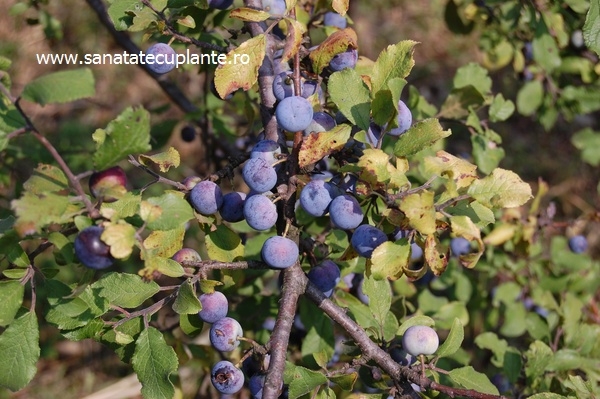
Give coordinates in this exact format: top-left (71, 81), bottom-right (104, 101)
top-left (244, 194), bottom-right (277, 231)
top-left (304, 112), bottom-right (336, 136)
top-left (207, 0), bottom-right (234, 9)
top-left (210, 317), bottom-right (243, 352)
top-left (388, 100), bottom-right (412, 136)
top-left (242, 158), bottom-right (278, 193)
top-left (251, 140), bottom-right (281, 163)
top-left (329, 194), bottom-right (363, 230)
top-left (74, 226), bottom-right (114, 269)
top-left (329, 48), bottom-right (358, 71)
top-left (299, 180), bottom-right (339, 217)
top-left (211, 360), bottom-right (244, 394)
top-left (402, 325), bottom-right (439, 356)
top-left (450, 237), bottom-right (471, 256)
top-left (275, 96), bottom-right (314, 132)
top-left (568, 235), bottom-right (588, 253)
top-left (307, 260), bottom-right (341, 297)
top-left (146, 43), bottom-right (176, 75)
top-left (323, 11), bottom-right (347, 29)
top-left (198, 291), bottom-right (228, 323)
top-left (220, 192), bottom-right (246, 223)
top-left (190, 180), bottom-right (223, 215)
top-left (261, 236), bottom-right (299, 269)
top-left (350, 224), bottom-right (388, 258)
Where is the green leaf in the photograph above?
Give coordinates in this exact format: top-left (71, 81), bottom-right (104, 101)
top-left (284, 362), bottom-right (328, 399)
top-left (300, 301), bottom-right (335, 365)
top-left (489, 94), bottom-right (515, 122)
top-left (525, 340), bottom-right (554, 379)
top-left (0, 231), bottom-right (30, 267)
top-left (369, 240), bottom-right (410, 280)
top-left (138, 147), bottom-right (180, 173)
top-left (393, 118), bottom-right (451, 157)
top-left (93, 106), bottom-right (151, 170)
top-left (0, 311), bottom-right (40, 391)
top-left (91, 272), bottom-right (160, 308)
top-left (132, 327), bottom-right (179, 399)
top-left (100, 191), bottom-right (142, 221)
top-left (449, 366), bottom-right (499, 395)
top-left (335, 290), bottom-right (377, 330)
top-left (329, 372), bottom-right (358, 391)
top-left (172, 279), bottom-right (202, 314)
top-left (533, 24), bottom-right (561, 72)
top-left (584, 0), bottom-right (600, 56)
top-left (362, 274), bottom-right (391, 328)
top-left (179, 314), bottom-right (204, 337)
top-left (329, 68), bottom-right (371, 131)
top-left (571, 128), bottom-right (600, 166)
top-left (453, 63), bottom-right (492, 95)
top-left (45, 286), bottom-right (109, 330)
top-left (467, 168), bottom-right (533, 209)
top-left (0, 281), bottom-right (25, 327)
top-left (214, 34), bottom-right (266, 99)
top-left (475, 332), bottom-right (508, 368)
top-left (370, 40), bottom-right (417, 94)
top-left (23, 164), bottom-right (69, 194)
top-left (516, 80), bottom-right (544, 116)
top-left (146, 191), bottom-right (194, 231)
top-left (0, 107), bottom-right (26, 151)
top-left (11, 191), bottom-right (79, 234)
top-left (142, 257), bottom-right (185, 279)
top-left (439, 86), bottom-right (485, 119)
top-left (21, 68), bottom-right (95, 106)
top-left (527, 394), bottom-right (568, 399)
top-left (471, 135), bottom-right (505, 175)
top-left (205, 224), bottom-right (245, 262)
top-left (107, 0), bottom-right (138, 30)
top-left (436, 318), bottom-right (464, 358)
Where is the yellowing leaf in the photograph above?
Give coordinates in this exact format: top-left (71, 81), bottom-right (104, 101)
top-left (424, 234), bottom-right (449, 275)
top-left (281, 18), bottom-right (306, 63)
top-left (102, 221), bottom-right (137, 259)
top-left (138, 147), bottom-right (180, 173)
top-left (467, 168), bottom-right (533, 209)
top-left (424, 150), bottom-right (477, 189)
top-left (299, 124), bottom-right (351, 168)
top-left (332, 0), bottom-right (349, 16)
top-left (140, 200), bottom-right (163, 224)
top-left (309, 28), bottom-right (358, 75)
top-left (450, 216), bottom-right (484, 269)
top-left (23, 164), bottom-right (69, 194)
top-left (358, 149), bottom-right (391, 188)
top-left (143, 227), bottom-right (186, 259)
top-left (214, 34), bottom-right (266, 99)
top-left (369, 240), bottom-right (410, 280)
top-left (229, 7), bottom-right (271, 21)
top-left (399, 192), bottom-right (436, 235)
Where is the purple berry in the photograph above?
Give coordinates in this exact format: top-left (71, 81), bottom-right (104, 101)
top-left (248, 374), bottom-right (265, 398)
top-left (273, 71), bottom-right (296, 101)
top-left (366, 122), bottom-right (383, 147)
top-left (275, 96), bottom-right (314, 132)
top-left (299, 180), bottom-right (340, 217)
top-left (307, 260), bottom-right (341, 297)
top-left (146, 43), bottom-right (177, 75)
top-left (220, 192), bottom-right (247, 223)
top-left (568, 235), bottom-right (588, 254)
top-left (74, 226), bottom-right (114, 269)
top-left (210, 317), bottom-right (243, 352)
top-left (388, 100), bottom-right (412, 136)
top-left (450, 237), bottom-right (471, 256)
top-left (207, 0), bottom-right (234, 9)
top-left (304, 112), bottom-right (336, 136)
top-left (402, 325), bottom-right (439, 356)
top-left (211, 360), bottom-right (244, 394)
top-left (262, 0), bottom-right (286, 15)
top-left (242, 158), bottom-right (278, 193)
top-left (261, 236), bottom-right (299, 269)
top-left (190, 180), bottom-right (223, 215)
top-left (89, 166), bottom-right (127, 203)
top-left (198, 291), bottom-right (228, 323)
top-left (323, 11), bottom-right (347, 29)
top-left (251, 139), bottom-right (282, 163)
top-left (172, 248), bottom-right (202, 264)
top-left (329, 194), bottom-right (363, 230)
top-left (350, 224), bottom-right (388, 258)
top-left (329, 48), bottom-right (358, 71)
top-left (244, 194), bottom-right (277, 231)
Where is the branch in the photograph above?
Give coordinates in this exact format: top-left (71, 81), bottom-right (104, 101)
top-left (244, 0), bottom-right (279, 141)
top-left (303, 280), bottom-right (510, 399)
top-left (140, 0), bottom-right (228, 53)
